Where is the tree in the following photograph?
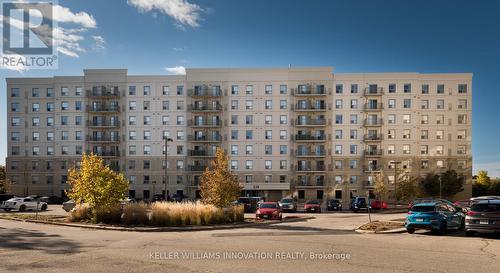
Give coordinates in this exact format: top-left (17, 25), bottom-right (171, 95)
top-left (421, 173), bottom-right (440, 197)
top-left (476, 170), bottom-right (491, 186)
top-left (440, 170), bottom-right (464, 198)
top-left (200, 148), bottom-right (242, 208)
top-left (373, 172), bottom-right (387, 201)
top-left (66, 153), bottom-right (129, 213)
top-left (396, 176), bottom-right (420, 202)
top-left (0, 165), bottom-right (9, 194)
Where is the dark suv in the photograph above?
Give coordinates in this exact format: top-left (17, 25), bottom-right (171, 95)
top-left (465, 200), bottom-right (500, 236)
top-left (327, 199), bottom-right (342, 211)
top-left (350, 196), bottom-right (369, 212)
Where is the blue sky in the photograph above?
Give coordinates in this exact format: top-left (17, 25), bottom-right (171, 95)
top-left (1, 0), bottom-right (499, 177)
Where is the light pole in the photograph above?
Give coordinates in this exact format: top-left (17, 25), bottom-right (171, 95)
top-left (164, 137), bottom-right (173, 200)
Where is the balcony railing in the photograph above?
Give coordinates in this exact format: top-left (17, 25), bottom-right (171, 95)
top-left (188, 88), bottom-right (222, 97)
top-left (293, 86), bottom-right (327, 96)
top-left (189, 165), bottom-right (208, 172)
top-left (364, 103), bottom-right (384, 110)
top-left (364, 149), bottom-right (383, 156)
top-left (87, 105), bottom-right (120, 113)
top-left (295, 151), bottom-right (326, 157)
top-left (364, 118), bottom-right (383, 126)
top-left (187, 104), bottom-right (223, 111)
top-left (296, 166), bottom-right (326, 172)
top-left (189, 150), bottom-right (216, 157)
top-left (364, 165), bottom-right (383, 172)
top-left (295, 119), bottom-right (327, 126)
top-left (188, 120), bottom-right (222, 127)
top-left (87, 89), bottom-right (120, 98)
top-left (296, 180), bottom-right (325, 187)
top-left (87, 120), bottom-right (120, 127)
top-left (188, 135), bottom-right (222, 142)
top-left (295, 134), bottom-right (326, 141)
top-left (364, 87), bottom-right (384, 95)
top-left (87, 150), bottom-right (120, 157)
top-left (294, 104), bottom-right (327, 111)
top-left (86, 136), bottom-right (120, 142)
top-left (363, 134), bottom-right (383, 141)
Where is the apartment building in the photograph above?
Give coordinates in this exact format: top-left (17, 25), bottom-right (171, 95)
top-left (5, 67), bottom-right (472, 204)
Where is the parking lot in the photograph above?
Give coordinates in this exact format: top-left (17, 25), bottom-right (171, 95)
top-left (1, 206), bottom-right (499, 273)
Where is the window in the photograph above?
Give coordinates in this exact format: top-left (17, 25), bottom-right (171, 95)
top-left (11, 132), bottom-right (21, 141)
top-left (458, 114), bottom-right (467, 124)
top-left (32, 146), bottom-right (40, 155)
top-left (264, 175), bottom-right (272, 183)
top-left (335, 160), bottom-right (342, 169)
top-left (387, 114), bottom-right (395, 124)
top-left (335, 114), bottom-right (343, 124)
top-left (403, 114), bottom-right (411, 124)
top-left (351, 84), bottom-right (358, 94)
top-left (403, 99), bottom-right (411, 108)
top-left (75, 101), bottom-right (82, 111)
top-left (231, 115), bottom-right (238, 125)
top-left (421, 145), bottom-right (428, 155)
top-left (265, 160), bottom-right (272, 170)
top-left (421, 100), bottom-right (429, 109)
top-left (457, 130), bottom-right (466, 140)
top-left (231, 85), bottom-right (239, 95)
top-left (231, 100), bottom-right (238, 110)
top-left (403, 144), bottom-right (410, 154)
top-left (143, 101), bottom-right (150, 110)
top-left (388, 99), bottom-right (395, 109)
top-left (61, 101), bottom-right (69, 110)
top-left (129, 116), bottom-right (136, 125)
top-left (245, 160), bottom-right (253, 170)
top-left (436, 115), bottom-right (444, 124)
top-left (32, 88), bottom-right (39, 97)
top-left (144, 116), bottom-right (151, 125)
top-left (280, 160), bottom-right (287, 170)
top-left (458, 99), bottom-right (468, 109)
top-left (265, 145), bottom-right (273, 155)
top-left (62, 146), bottom-right (69, 155)
top-left (350, 114), bottom-right (358, 124)
top-left (335, 145), bottom-right (342, 155)
top-left (143, 86), bottom-right (151, 95)
top-left (387, 129), bottom-right (395, 139)
top-left (437, 99), bottom-right (444, 109)
top-left (162, 101), bottom-right (169, 110)
top-left (280, 145), bottom-right (287, 155)
top-left (280, 100), bottom-right (287, 109)
top-left (436, 145), bottom-right (444, 155)
top-left (421, 130), bottom-right (428, 139)
top-left (246, 130), bottom-right (253, 140)
top-left (177, 86), bottom-right (184, 95)
top-left (143, 145), bottom-right (151, 155)
top-left (335, 99), bottom-right (343, 109)
top-left (350, 145), bottom-right (357, 155)
top-left (144, 131), bottom-right (151, 140)
top-left (265, 85), bottom-right (272, 94)
top-left (11, 147), bottom-right (20, 156)
top-left (128, 101), bottom-right (136, 111)
top-left (335, 130), bottom-right (342, 139)
top-left (350, 99), bottom-right (358, 109)
top-left (421, 115), bottom-right (428, 124)
top-left (11, 102), bottom-right (20, 112)
top-left (246, 145), bottom-right (253, 155)
top-left (280, 130), bottom-right (287, 140)
top-left (75, 87), bottom-right (83, 96)
top-left (231, 160), bottom-right (238, 170)
top-left (162, 86), bottom-right (169, 95)
top-left (437, 84), bottom-right (445, 94)
top-left (11, 117), bottom-right (21, 126)
top-left (246, 100), bottom-right (253, 110)
top-left (421, 84), bottom-right (429, 94)
top-left (387, 145), bottom-right (395, 154)
top-left (129, 86), bottom-right (136, 95)
top-left (32, 117), bottom-right (40, 126)
top-left (245, 115), bottom-right (253, 125)
top-left (76, 131), bottom-right (83, 141)
top-left (335, 84), bottom-right (343, 94)
top-left (231, 145), bottom-right (238, 155)
top-left (421, 160), bottom-right (429, 169)
top-left (458, 84), bottom-right (467, 94)
top-left (61, 131), bottom-right (69, 140)
top-left (32, 103), bottom-right (40, 112)
top-left (265, 100), bottom-right (272, 109)
top-left (403, 129), bottom-right (411, 139)
top-left (280, 115), bottom-right (287, 124)
top-left (246, 85), bottom-right (253, 95)
top-left (177, 131), bottom-right (184, 140)
top-left (176, 101), bottom-right (184, 110)
top-left (436, 130), bottom-right (444, 140)
top-left (404, 84), bottom-right (411, 93)
top-left (265, 130), bottom-right (272, 140)
top-left (388, 84), bottom-right (396, 93)
top-left (280, 85), bottom-right (287, 94)
top-left (231, 130), bottom-right (238, 140)
top-left (75, 116), bottom-right (82, 125)
top-left (11, 88), bottom-right (20, 97)
top-left (47, 132), bottom-right (54, 141)
top-left (265, 115), bottom-right (272, 125)
top-left (350, 129), bottom-right (357, 139)
top-left (437, 160), bottom-right (444, 168)
top-left (61, 87), bottom-right (69, 96)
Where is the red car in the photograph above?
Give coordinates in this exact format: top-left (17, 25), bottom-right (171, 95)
top-left (256, 202), bottom-right (282, 220)
top-left (304, 200), bottom-right (321, 213)
top-left (370, 200), bottom-right (388, 210)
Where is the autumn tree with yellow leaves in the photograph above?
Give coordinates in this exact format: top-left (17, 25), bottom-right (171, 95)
top-left (66, 153), bottom-right (129, 213)
top-left (200, 148), bottom-right (242, 208)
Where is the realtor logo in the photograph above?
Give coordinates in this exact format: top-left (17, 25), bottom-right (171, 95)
top-left (2, 1), bottom-right (58, 69)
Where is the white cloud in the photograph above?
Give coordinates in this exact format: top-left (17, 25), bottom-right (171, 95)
top-left (164, 66), bottom-right (186, 75)
top-left (52, 4), bottom-right (97, 28)
top-left (128, 0), bottom-right (204, 28)
top-left (92, 35), bottom-right (106, 51)
top-left (172, 46), bottom-right (186, 51)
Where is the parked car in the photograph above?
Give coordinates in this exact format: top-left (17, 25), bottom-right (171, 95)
top-left (120, 197), bottom-right (136, 208)
top-left (327, 199), bottom-right (342, 211)
top-left (152, 194), bottom-right (166, 202)
top-left (278, 198), bottom-right (297, 212)
top-left (350, 196), bottom-right (369, 212)
top-left (255, 202), bottom-right (282, 220)
top-left (470, 196), bottom-right (500, 205)
top-left (405, 201), bottom-right (465, 235)
top-left (370, 200), bottom-right (388, 210)
top-left (409, 198), bottom-right (465, 212)
top-left (47, 195), bottom-right (66, 205)
top-left (304, 200), bottom-right (321, 213)
top-left (0, 194), bottom-right (15, 203)
top-left (237, 197), bottom-right (260, 213)
top-left (465, 200), bottom-right (500, 236)
top-left (1, 197), bottom-right (48, 212)
top-left (62, 199), bottom-right (76, 212)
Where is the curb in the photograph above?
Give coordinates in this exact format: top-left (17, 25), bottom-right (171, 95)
top-left (355, 227), bottom-right (406, 234)
top-left (0, 216), bottom-right (314, 232)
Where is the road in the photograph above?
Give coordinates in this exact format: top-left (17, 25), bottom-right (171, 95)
top-left (0, 210), bottom-right (499, 273)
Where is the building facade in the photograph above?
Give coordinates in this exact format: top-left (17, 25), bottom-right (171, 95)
top-left (5, 67), bottom-right (472, 204)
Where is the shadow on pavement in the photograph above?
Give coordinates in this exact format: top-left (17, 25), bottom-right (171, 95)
top-left (0, 228), bottom-right (80, 254)
top-left (411, 229), bottom-right (500, 239)
top-left (212, 223), bottom-right (357, 237)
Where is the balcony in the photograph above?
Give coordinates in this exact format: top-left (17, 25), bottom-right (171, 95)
top-left (188, 87), bottom-right (222, 98)
top-left (365, 181), bottom-right (376, 188)
top-left (364, 103), bottom-right (384, 111)
top-left (188, 135), bottom-right (222, 142)
top-left (87, 105), bottom-right (120, 113)
top-left (87, 88), bottom-right (120, 98)
top-left (88, 150), bottom-right (120, 157)
top-left (87, 120), bottom-right (120, 128)
top-left (295, 151), bottom-right (326, 157)
top-left (189, 150), bottom-right (216, 157)
top-left (363, 134), bottom-right (383, 141)
top-left (364, 165), bottom-right (383, 172)
top-left (296, 179), bottom-right (325, 187)
top-left (295, 119), bottom-right (327, 126)
top-left (364, 118), bottom-right (383, 126)
top-left (294, 104), bottom-right (327, 111)
top-left (86, 135), bottom-right (120, 143)
top-left (293, 85), bottom-right (327, 96)
top-left (364, 87), bottom-right (384, 96)
top-left (296, 165), bottom-right (326, 172)
top-left (295, 134), bottom-right (326, 142)
top-left (188, 120), bottom-right (222, 127)
top-left (364, 149), bottom-right (383, 156)
top-left (187, 104), bottom-right (222, 112)
top-left (189, 165), bottom-right (208, 172)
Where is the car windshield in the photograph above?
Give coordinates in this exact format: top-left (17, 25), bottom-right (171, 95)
top-left (260, 203), bottom-right (277, 209)
top-left (306, 201), bottom-right (319, 205)
top-left (470, 203), bottom-right (500, 212)
top-left (238, 198), bottom-right (250, 204)
top-left (329, 200), bottom-right (339, 203)
top-left (411, 205), bottom-right (435, 212)
top-left (281, 199), bottom-right (293, 203)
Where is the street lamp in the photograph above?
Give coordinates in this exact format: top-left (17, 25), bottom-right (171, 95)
top-left (164, 137), bottom-right (173, 200)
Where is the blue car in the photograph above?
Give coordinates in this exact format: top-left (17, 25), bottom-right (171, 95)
top-left (405, 201), bottom-right (465, 235)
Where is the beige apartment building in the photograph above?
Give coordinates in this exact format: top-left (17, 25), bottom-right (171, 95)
top-left (5, 67), bottom-right (472, 204)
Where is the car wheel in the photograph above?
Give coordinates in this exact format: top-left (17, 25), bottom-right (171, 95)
top-left (465, 230), bottom-right (474, 237)
top-left (41, 204), bottom-right (48, 211)
top-left (18, 205), bottom-right (26, 212)
top-left (407, 228), bottom-right (415, 234)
